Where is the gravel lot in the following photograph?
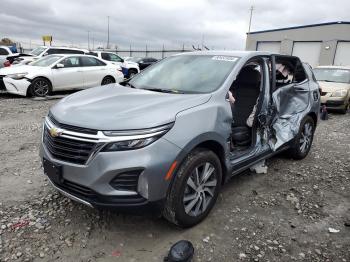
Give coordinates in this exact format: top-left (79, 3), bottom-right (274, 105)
top-left (0, 93), bottom-right (349, 262)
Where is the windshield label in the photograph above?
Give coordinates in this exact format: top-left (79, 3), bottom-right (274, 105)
top-left (212, 56), bottom-right (238, 62)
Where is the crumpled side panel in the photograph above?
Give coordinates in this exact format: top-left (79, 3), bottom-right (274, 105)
top-left (269, 84), bottom-right (309, 151)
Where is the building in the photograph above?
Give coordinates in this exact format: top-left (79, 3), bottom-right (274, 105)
top-left (245, 21), bottom-right (350, 67)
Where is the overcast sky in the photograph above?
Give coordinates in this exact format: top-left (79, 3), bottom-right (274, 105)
top-left (0, 0), bottom-right (349, 50)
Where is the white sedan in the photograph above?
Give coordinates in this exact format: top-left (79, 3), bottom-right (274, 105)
top-left (0, 54), bottom-right (124, 97)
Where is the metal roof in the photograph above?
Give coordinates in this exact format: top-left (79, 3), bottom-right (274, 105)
top-left (248, 21), bottom-right (350, 35)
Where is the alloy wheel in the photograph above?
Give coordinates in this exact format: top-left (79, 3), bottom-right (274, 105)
top-left (299, 122), bottom-right (313, 153)
top-left (33, 80), bottom-right (49, 96)
top-left (183, 162), bottom-right (217, 217)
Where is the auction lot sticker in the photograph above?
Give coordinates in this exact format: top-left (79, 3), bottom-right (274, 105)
top-left (212, 56), bottom-right (238, 62)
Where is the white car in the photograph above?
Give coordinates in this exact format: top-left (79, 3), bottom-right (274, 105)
top-left (0, 54), bottom-right (124, 97)
top-left (89, 51), bottom-right (140, 78)
top-left (12, 46), bottom-right (89, 66)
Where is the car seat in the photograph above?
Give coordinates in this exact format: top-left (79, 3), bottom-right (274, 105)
top-left (231, 66), bottom-right (261, 146)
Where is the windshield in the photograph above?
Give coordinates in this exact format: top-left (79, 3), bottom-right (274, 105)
top-left (29, 47), bottom-right (47, 56)
top-left (31, 55), bottom-right (62, 67)
top-left (313, 68), bottom-right (350, 83)
top-left (129, 55), bottom-right (238, 94)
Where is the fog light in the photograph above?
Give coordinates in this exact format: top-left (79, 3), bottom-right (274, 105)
top-left (137, 172), bottom-right (148, 199)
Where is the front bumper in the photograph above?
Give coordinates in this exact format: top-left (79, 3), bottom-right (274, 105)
top-left (3, 77), bottom-right (30, 96)
top-left (40, 127), bottom-right (181, 209)
top-left (320, 95), bottom-right (347, 110)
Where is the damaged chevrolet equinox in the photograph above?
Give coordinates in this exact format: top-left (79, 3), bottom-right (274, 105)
top-left (40, 51), bottom-right (320, 227)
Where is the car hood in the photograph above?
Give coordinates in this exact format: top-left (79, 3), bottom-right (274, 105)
top-left (50, 85), bottom-right (211, 130)
top-left (0, 65), bottom-right (42, 75)
top-left (318, 81), bottom-right (350, 92)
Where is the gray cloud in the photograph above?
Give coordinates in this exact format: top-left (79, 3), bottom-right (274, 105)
top-left (0, 0), bottom-right (349, 50)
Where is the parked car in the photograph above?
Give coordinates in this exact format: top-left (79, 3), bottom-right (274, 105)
top-left (313, 66), bottom-right (350, 114)
top-left (0, 46), bottom-right (19, 67)
top-left (0, 54), bottom-right (124, 97)
top-left (40, 51), bottom-right (319, 227)
top-left (89, 51), bottom-right (140, 78)
top-left (125, 57), bottom-right (158, 70)
top-left (9, 46), bottom-right (89, 66)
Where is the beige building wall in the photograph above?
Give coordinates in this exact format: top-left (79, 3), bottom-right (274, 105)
top-left (245, 23), bottom-right (350, 66)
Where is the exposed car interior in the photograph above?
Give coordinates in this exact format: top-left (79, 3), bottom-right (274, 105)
top-left (230, 60), bottom-right (263, 152)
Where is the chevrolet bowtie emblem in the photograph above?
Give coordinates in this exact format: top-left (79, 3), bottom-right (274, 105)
top-left (49, 127), bottom-right (63, 138)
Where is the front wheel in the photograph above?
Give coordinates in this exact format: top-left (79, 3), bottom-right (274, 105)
top-left (286, 116), bottom-right (315, 159)
top-left (30, 78), bottom-right (51, 97)
top-left (163, 148), bottom-right (222, 228)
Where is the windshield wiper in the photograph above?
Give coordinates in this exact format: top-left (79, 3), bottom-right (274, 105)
top-left (142, 88), bottom-right (184, 94)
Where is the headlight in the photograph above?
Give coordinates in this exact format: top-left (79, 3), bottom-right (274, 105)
top-left (7, 72), bottom-right (28, 80)
top-left (331, 89), bottom-right (348, 97)
top-left (102, 122), bottom-right (174, 151)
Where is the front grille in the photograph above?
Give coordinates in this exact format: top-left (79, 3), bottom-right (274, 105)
top-left (0, 75), bottom-right (5, 90)
top-left (43, 126), bottom-right (96, 165)
top-left (48, 113), bottom-right (98, 135)
top-left (110, 170), bottom-right (142, 191)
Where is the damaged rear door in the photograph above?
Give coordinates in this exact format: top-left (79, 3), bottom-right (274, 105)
top-left (269, 55), bottom-right (310, 150)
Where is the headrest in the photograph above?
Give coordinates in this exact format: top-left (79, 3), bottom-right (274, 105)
top-left (235, 66), bottom-right (261, 85)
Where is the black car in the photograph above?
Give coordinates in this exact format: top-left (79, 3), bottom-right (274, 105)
top-left (126, 57), bottom-right (158, 70)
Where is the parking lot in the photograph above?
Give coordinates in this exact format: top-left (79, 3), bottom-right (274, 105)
top-left (0, 92), bottom-right (349, 261)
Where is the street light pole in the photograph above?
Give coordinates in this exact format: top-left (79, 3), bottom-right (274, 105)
top-left (107, 16), bottom-right (110, 49)
top-left (248, 6), bottom-right (254, 33)
top-left (87, 30), bottom-right (90, 50)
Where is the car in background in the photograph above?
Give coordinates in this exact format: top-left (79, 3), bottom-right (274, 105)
top-left (125, 57), bottom-right (158, 70)
top-left (89, 51), bottom-right (140, 78)
top-left (313, 66), bottom-right (350, 114)
top-left (9, 46), bottom-right (89, 66)
top-left (0, 46), bottom-right (19, 67)
top-left (0, 54), bottom-right (123, 97)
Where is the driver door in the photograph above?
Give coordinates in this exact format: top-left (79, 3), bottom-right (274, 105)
top-left (51, 56), bottom-right (84, 90)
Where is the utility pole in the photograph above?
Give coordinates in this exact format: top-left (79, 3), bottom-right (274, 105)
top-left (87, 30), bottom-right (90, 50)
top-left (92, 32), bottom-right (95, 50)
top-left (107, 16), bottom-right (110, 49)
top-left (248, 6), bottom-right (254, 33)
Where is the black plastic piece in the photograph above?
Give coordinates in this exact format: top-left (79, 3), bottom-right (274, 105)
top-left (164, 240), bottom-right (194, 262)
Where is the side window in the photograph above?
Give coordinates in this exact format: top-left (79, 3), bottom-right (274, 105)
top-left (64, 49), bottom-right (84, 54)
top-left (0, 48), bottom-right (9, 55)
top-left (293, 60), bottom-right (307, 83)
top-left (273, 56), bottom-right (307, 89)
top-left (88, 52), bottom-right (98, 57)
top-left (81, 57), bottom-right (106, 66)
top-left (47, 48), bottom-right (60, 55)
top-left (101, 53), bottom-right (122, 62)
top-left (61, 57), bottom-right (81, 68)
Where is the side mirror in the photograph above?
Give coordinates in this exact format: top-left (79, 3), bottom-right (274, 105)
top-left (120, 58), bottom-right (124, 63)
top-left (56, 63), bottom-right (64, 69)
top-left (42, 52), bottom-right (48, 56)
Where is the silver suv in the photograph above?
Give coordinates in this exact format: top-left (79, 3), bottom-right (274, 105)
top-left (40, 51), bottom-right (320, 227)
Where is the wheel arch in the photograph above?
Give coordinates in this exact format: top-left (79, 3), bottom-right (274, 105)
top-left (307, 111), bottom-right (318, 127)
top-left (170, 135), bottom-right (229, 186)
top-left (27, 76), bottom-right (53, 96)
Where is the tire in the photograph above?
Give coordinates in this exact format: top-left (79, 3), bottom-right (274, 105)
top-left (339, 102), bottom-right (349, 114)
top-left (163, 148), bottom-right (222, 228)
top-left (30, 77), bottom-right (52, 97)
top-left (101, 76), bottom-right (115, 85)
top-left (127, 69), bottom-right (138, 79)
top-left (286, 115), bottom-right (315, 160)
